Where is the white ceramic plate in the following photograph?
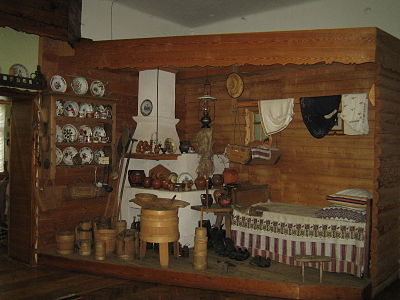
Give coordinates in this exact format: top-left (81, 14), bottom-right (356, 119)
top-left (79, 147), bottom-right (93, 164)
top-left (62, 124), bottom-right (78, 142)
top-left (63, 100), bottom-right (79, 117)
top-left (56, 100), bottom-right (64, 116)
top-left (79, 125), bottom-right (92, 137)
top-left (71, 77), bottom-right (88, 95)
top-left (90, 80), bottom-right (105, 97)
top-left (93, 126), bottom-right (106, 138)
top-left (56, 147), bottom-right (63, 165)
top-left (93, 150), bottom-right (105, 164)
top-left (56, 125), bottom-right (63, 143)
top-left (79, 103), bottom-right (93, 117)
top-left (9, 64), bottom-right (29, 77)
top-left (63, 146), bottom-right (78, 165)
top-left (50, 75), bottom-right (67, 93)
top-left (177, 172), bottom-right (193, 183)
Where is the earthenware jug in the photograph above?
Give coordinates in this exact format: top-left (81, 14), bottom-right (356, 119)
top-left (194, 175), bottom-right (207, 190)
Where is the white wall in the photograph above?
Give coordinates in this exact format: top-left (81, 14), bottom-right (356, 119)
top-left (81, 0), bottom-right (190, 41)
top-left (82, 0), bottom-right (400, 40)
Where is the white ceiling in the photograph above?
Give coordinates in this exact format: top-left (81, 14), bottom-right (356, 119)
top-left (117, 0), bottom-right (316, 28)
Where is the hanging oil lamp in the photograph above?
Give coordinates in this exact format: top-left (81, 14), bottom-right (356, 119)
top-left (198, 79), bottom-right (216, 128)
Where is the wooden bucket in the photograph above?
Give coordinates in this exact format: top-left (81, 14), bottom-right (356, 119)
top-left (94, 228), bottom-right (116, 255)
top-left (56, 231), bottom-right (75, 255)
top-left (78, 239), bottom-right (92, 256)
top-left (95, 240), bottom-right (106, 260)
top-left (78, 219), bottom-right (92, 231)
top-left (139, 209), bottom-right (179, 243)
top-left (193, 227), bottom-right (208, 270)
top-left (116, 229), bottom-right (136, 261)
top-left (114, 220), bottom-right (127, 235)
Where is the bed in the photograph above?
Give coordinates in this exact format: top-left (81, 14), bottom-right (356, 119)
top-left (231, 192), bottom-right (370, 278)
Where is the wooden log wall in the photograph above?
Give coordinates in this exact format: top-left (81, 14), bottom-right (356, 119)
top-left (0, 0), bottom-right (81, 43)
top-left (37, 37), bottom-right (138, 251)
top-left (177, 63), bottom-right (376, 207)
top-left (369, 31), bottom-right (400, 295)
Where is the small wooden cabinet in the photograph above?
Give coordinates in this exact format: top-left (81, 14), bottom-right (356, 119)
top-left (41, 92), bottom-right (116, 181)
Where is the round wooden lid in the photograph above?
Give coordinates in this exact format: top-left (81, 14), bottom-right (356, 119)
top-left (226, 72), bottom-right (244, 98)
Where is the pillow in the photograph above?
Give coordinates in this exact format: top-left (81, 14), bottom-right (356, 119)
top-left (327, 188), bottom-right (371, 209)
top-left (315, 206), bottom-right (366, 223)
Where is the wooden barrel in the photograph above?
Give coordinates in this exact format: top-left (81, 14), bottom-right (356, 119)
top-left (56, 231), bottom-right (75, 255)
top-left (139, 209), bottom-right (179, 243)
top-left (94, 228), bottom-right (116, 255)
top-left (193, 227), bottom-right (208, 270)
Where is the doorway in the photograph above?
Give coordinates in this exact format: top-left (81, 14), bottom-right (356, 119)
top-left (0, 88), bottom-right (36, 264)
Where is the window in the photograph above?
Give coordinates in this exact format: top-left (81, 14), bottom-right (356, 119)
top-left (245, 108), bottom-right (267, 145)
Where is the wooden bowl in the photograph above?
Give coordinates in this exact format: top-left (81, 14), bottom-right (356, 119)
top-left (134, 193), bottom-right (157, 202)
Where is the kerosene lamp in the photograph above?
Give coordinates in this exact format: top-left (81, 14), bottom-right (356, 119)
top-left (198, 79), bottom-right (216, 128)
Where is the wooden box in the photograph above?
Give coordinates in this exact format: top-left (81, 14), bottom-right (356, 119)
top-left (232, 183), bottom-right (269, 207)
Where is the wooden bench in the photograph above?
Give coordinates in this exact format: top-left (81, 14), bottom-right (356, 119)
top-left (295, 255), bottom-right (331, 283)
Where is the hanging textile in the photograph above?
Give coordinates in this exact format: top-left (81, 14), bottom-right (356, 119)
top-left (300, 95), bottom-right (341, 139)
top-left (258, 98), bottom-right (295, 135)
top-left (340, 93), bottom-right (369, 135)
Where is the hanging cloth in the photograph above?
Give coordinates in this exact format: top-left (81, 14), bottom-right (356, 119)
top-left (258, 98), bottom-right (295, 135)
top-left (300, 95), bottom-right (341, 139)
top-left (340, 93), bottom-right (369, 135)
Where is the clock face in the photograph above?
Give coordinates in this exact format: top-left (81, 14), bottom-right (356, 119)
top-left (140, 99), bottom-right (153, 116)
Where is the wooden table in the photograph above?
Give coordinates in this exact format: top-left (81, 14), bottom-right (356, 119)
top-left (295, 255), bottom-right (332, 283)
top-left (191, 204), bottom-right (233, 238)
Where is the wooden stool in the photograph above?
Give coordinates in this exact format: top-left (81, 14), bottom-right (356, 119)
top-left (139, 240), bottom-right (179, 267)
top-left (295, 255), bottom-right (331, 283)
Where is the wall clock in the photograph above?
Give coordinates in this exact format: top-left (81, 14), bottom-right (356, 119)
top-left (140, 99), bottom-right (153, 116)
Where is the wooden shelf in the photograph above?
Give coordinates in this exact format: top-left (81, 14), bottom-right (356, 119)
top-left (126, 153), bottom-right (180, 160)
top-left (56, 116), bottom-right (113, 124)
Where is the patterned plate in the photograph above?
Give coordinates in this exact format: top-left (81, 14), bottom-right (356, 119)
top-left (79, 147), bottom-right (93, 164)
top-left (79, 125), bottom-right (92, 137)
top-left (63, 146), bottom-right (78, 165)
top-left (177, 172), bottom-right (193, 183)
top-left (62, 124), bottom-right (78, 142)
top-left (63, 100), bottom-right (79, 117)
top-left (90, 80), bottom-right (105, 97)
top-left (93, 149), bottom-right (105, 164)
top-left (93, 126), bottom-right (106, 138)
top-left (9, 64), bottom-right (29, 77)
top-left (79, 103), bottom-right (93, 118)
top-left (50, 75), bottom-right (67, 93)
top-left (56, 147), bottom-right (63, 165)
top-left (71, 77), bottom-right (88, 95)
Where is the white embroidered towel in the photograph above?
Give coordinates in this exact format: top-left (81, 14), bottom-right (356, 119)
top-left (340, 93), bottom-right (369, 135)
top-left (259, 98), bottom-right (295, 135)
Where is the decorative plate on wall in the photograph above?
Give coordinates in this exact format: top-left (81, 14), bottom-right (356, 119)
top-left (63, 101), bottom-right (79, 117)
top-left (140, 99), bottom-right (153, 116)
top-left (93, 149), bottom-right (105, 164)
top-left (62, 124), bottom-right (78, 142)
top-left (226, 72), bottom-right (244, 98)
top-left (71, 77), bottom-right (88, 95)
top-left (56, 147), bottom-right (63, 165)
top-left (79, 147), bottom-right (93, 164)
top-left (9, 64), bottom-right (29, 77)
top-left (50, 75), bottom-right (67, 93)
top-left (90, 80), bottom-right (105, 97)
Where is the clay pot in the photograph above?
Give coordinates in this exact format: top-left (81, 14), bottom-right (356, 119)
top-left (212, 174), bottom-right (223, 188)
top-left (223, 168), bottom-right (239, 184)
top-left (218, 194), bottom-right (232, 207)
top-left (167, 182), bottom-right (175, 191)
top-left (143, 176), bottom-right (152, 188)
top-left (136, 141), bottom-right (144, 153)
top-left (194, 175), bottom-right (207, 190)
top-left (162, 179), bottom-right (171, 190)
top-left (179, 141), bottom-right (191, 153)
top-left (128, 170), bottom-right (145, 187)
top-left (152, 178), bottom-right (162, 189)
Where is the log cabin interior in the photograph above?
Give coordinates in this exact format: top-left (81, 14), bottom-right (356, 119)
top-left (1, 1), bottom-right (400, 300)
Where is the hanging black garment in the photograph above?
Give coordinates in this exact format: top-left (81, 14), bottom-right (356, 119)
top-left (300, 95), bottom-right (341, 139)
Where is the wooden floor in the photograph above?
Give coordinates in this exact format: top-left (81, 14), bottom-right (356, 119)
top-left (1, 246), bottom-right (399, 300)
